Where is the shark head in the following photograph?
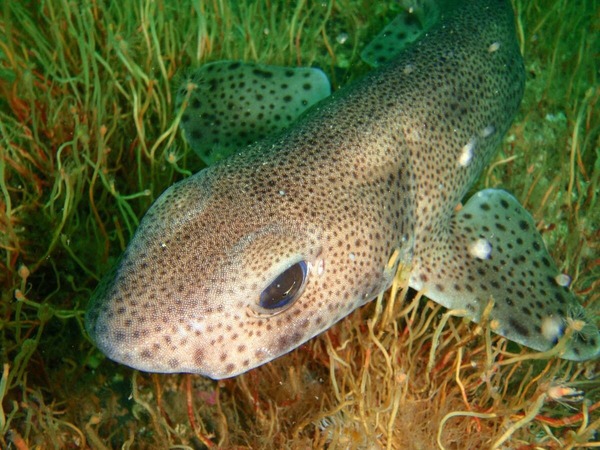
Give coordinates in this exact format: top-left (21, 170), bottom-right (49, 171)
top-left (86, 144), bottom-right (408, 378)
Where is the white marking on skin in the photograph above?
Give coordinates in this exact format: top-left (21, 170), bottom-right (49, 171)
top-left (469, 239), bottom-right (492, 259)
top-left (459, 139), bottom-right (476, 166)
top-left (177, 324), bottom-right (190, 339)
top-left (488, 42), bottom-right (501, 52)
top-left (315, 259), bottom-right (325, 276)
top-left (555, 273), bottom-right (571, 287)
top-left (349, 252), bottom-right (356, 261)
top-left (189, 320), bottom-right (207, 333)
top-left (541, 316), bottom-right (564, 342)
top-left (279, 190), bottom-right (286, 196)
top-left (403, 64), bottom-right (415, 75)
top-left (480, 124), bottom-right (495, 138)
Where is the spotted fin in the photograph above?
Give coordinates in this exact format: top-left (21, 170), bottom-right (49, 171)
top-left (411, 189), bottom-right (599, 361)
top-left (360, 1), bottom-right (439, 67)
top-left (176, 61), bottom-right (331, 165)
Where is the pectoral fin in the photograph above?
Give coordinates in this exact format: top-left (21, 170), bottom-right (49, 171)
top-left (177, 61), bottom-right (330, 165)
top-left (411, 188), bottom-right (599, 361)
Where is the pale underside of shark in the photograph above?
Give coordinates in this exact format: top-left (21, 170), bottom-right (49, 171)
top-left (85, 0), bottom-right (600, 379)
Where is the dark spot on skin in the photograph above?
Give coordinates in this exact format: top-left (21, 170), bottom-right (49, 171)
top-left (277, 332), bottom-right (303, 352)
top-left (114, 331), bottom-right (126, 342)
top-left (518, 220), bottom-right (529, 231)
top-left (404, 14), bottom-right (419, 26)
top-left (508, 317), bottom-right (530, 337)
top-left (541, 257), bottom-right (551, 267)
top-left (252, 69), bottom-right (274, 79)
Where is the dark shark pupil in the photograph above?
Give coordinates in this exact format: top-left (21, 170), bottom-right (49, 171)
top-left (259, 261), bottom-right (307, 310)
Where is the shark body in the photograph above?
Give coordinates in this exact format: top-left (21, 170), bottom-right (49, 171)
top-left (86, 0), bottom-right (599, 379)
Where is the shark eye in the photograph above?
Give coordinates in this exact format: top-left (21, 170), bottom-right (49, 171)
top-left (259, 261), bottom-right (308, 311)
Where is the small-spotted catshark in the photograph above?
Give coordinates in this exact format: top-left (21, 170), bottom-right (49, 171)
top-left (86, 0), bottom-right (599, 379)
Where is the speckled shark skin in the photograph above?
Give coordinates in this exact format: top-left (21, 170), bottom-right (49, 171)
top-left (86, 0), bottom-right (600, 379)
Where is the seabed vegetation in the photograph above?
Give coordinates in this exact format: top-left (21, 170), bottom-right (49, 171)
top-left (0, 0), bottom-right (598, 448)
